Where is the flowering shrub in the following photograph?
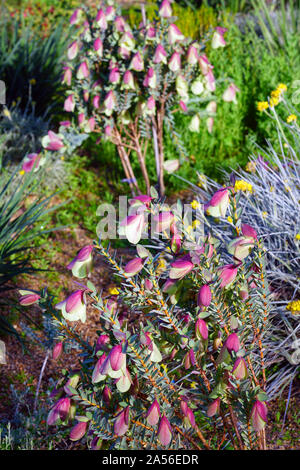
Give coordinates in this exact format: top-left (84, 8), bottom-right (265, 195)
top-left (25, 186), bottom-right (272, 450)
top-left (62, 0), bottom-right (236, 195)
top-left (193, 97), bottom-right (300, 397)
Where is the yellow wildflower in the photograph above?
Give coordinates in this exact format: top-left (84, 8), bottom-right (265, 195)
top-left (227, 216), bottom-right (233, 224)
top-left (157, 257), bottom-right (167, 275)
top-left (277, 83), bottom-right (287, 92)
top-left (192, 219), bottom-right (200, 229)
top-left (271, 89), bottom-right (281, 99)
top-left (287, 114), bottom-right (297, 124)
top-left (161, 364), bottom-right (168, 373)
top-left (286, 300), bottom-right (300, 316)
top-left (109, 287), bottom-right (119, 295)
top-left (295, 234), bottom-right (300, 241)
top-left (197, 173), bottom-right (207, 189)
top-left (262, 211), bottom-right (268, 219)
top-left (186, 225), bottom-right (193, 234)
top-left (3, 108), bottom-right (11, 119)
top-left (30, 78), bottom-right (36, 85)
top-left (246, 161), bottom-right (256, 173)
top-left (270, 96), bottom-right (279, 107)
top-left (234, 180), bottom-right (253, 193)
top-left (61, 156), bottom-right (65, 161)
top-left (190, 200), bottom-right (200, 210)
top-left (190, 382), bottom-right (197, 389)
top-left (19, 170), bottom-right (25, 176)
top-left (257, 101), bottom-right (269, 112)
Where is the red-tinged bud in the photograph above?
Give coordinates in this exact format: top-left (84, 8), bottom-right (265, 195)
top-left (92, 353), bottom-right (107, 383)
top-left (123, 70), bottom-right (135, 90)
top-left (223, 83), bottom-right (240, 104)
top-left (251, 400), bottom-right (267, 432)
top-left (124, 257), bottom-right (143, 277)
top-left (19, 293), bottom-right (40, 305)
top-left (102, 386), bottom-right (112, 407)
top-left (187, 45), bottom-right (198, 65)
top-left (197, 284), bottom-right (212, 307)
top-left (47, 397), bottom-right (70, 425)
top-left (195, 318), bottom-right (208, 340)
top-left (158, 416), bottom-right (172, 447)
top-left (146, 399), bottom-right (161, 426)
top-left (95, 334), bottom-right (110, 352)
top-left (213, 336), bottom-right (222, 350)
top-left (130, 51), bottom-right (144, 71)
top-left (52, 342), bottom-right (63, 360)
top-left (114, 406), bottom-right (130, 436)
top-left (145, 279), bottom-right (153, 291)
top-left (70, 421), bottom-right (87, 441)
top-left (212, 26), bottom-right (227, 49)
top-left (55, 290), bottom-right (86, 323)
top-left (67, 245), bottom-right (93, 278)
top-left (93, 95), bottom-right (100, 109)
top-left (207, 398), bottom-right (220, 417)
top-left (180, 401), bottom-right (188, 416)
top-left (179, 100), bottom-right (188, 112)
top-left (109, 67), bottom-right (120, 84)
top-left (115, 16), bottom-right (126, 32)
top-left (225, 333), bottom-right (240, 353)
top-left (70, 9), bottom-right (82, 25)
top-left (232, 357), bottom-right (248, 380)
top-left (143, 67), bottom-right (156, 88)
top-left (119, 213), bottom-right (145, 245)
top-left (198, 54), bottom-right (213, 75)
top-left (239, 285), bottom-right (249, 301)
top-left (62, 67), bottom-right (72, 86)
top-left (91, 435), bottom-right (102, 450)
top-left (171, 233), bottom-right (181, 254)
top-left (218, 264), bottom-right (238, 288)
top-left (170, 258), bottom-right (193, 279)
top-left (64, 94), bottom-right (75, 113)
top-left (184, 349), bottom-right (196, 369)
top-left (154, 211), bottom-right (175, 232)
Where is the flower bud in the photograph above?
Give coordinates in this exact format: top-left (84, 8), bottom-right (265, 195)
top-left (146, 399), bottom-right (161, 426)
top-left (52, 342), bottom-right (63, 360)
top-left (207, 398), bottom-right (220, 417)
top-left (157, 416), bottom-right (172, 447)
top-left (232, 357), bottom-right (247, 380)
top-left (225, 333), bottom-right (240, 353)
top-left (124, 257), bottom-right (143, 277)
top-left (114, 406), bottom-right (130, 436)
top-left (197, 285), bottom-right (212, 307)
top-left (70, 421), bottom-right (87, 441)
top-left (195, 318), bottom-right (208, 340)
top-left (251, 400), bottom-right (267, 432)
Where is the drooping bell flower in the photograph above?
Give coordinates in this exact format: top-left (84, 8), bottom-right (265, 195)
top-left (211, 26), bottom-right (227, 49)
top-left (52, 342), bottom-right (63, 360)
top-left (92, 353), bottom-right (107, 383)
top-left (67, 41), bottom-right (78, 60)
top-left (114, 406), bottom-right (130, 436)
top-left (64, 94), bottom-right (75, 113)
top-left (205, 188), bottom-right (230, 218)
top-left (218, 264), bottom-right (238, 288)
top-left (189, 114), bottom-right (200, 133)
top-left (187, 45), bottom-right (198, 65)
top-left (170, 258), bottom-right (193, 279)
top-left (153, 44), bottom-right (167, 64)
top-left (191, 79), bottom-right (204, 96)
top-left (95, 9), bottom-right (107, 29)
top-left (115, 16), bottom-right (126, 32)
top-left (62, 67), bottom-right (72, 86)
top-left (55, 290), bottom-right (86, 323)
top-left (158, 416), bottom-right (172, 446)
top-left (143, 67), bottom-right (156, 88)
top-left (195, 318), bottom-right (208, 341)
top-left (197, 285), bottom-right (212, 307)
top-left (250, 400), bottom-right (267, 432)
top-left (104, 90), bottom-right (116, 115)
top-left (227, 236), bottom-right (255, 261)
top-left (42, 131), bottom-right (64, 151)
top-left (198, 54), bottom-right (213, 75)
top-left (47, 397), bottom-right (70, 425)
top-left (94, 38), bottom-right (103, 57)
top-left (168, 52), bottom-right (181, 72)
top-left (223, 83), bottom-right (240, 104)
top-left (67, 245), bottom-right (93, 278)
top-left (159, 0), bottom-right (172, 18)
top-left (225, 333), bottom-right (240, 353)
top-left (105, 5), bottom-right (115, 21)
top-left (109, 67), bottom-right (120, 84)
top-left (123, 70), bottom-right (135, 90)
top-left (154, 211), bottom-right (174, 233)
top-left (207, 397), bottom-right (220, 417)
top-left (207, 117), bottom-right (214, 134)
top-left (119, 213), bottom-right (145, 245)
top-left (70, 421), bottom-right (87, 441)
top-left (22, 153), bottom-right (43, 173)
top-left (130, 51), bottom-right (144, 72)
top-left (19, 290), bottom-right (40, 305)
top-left (70, 8), bottom-right (82, 25)
top-left (204, 68), bottom-right (216, 92)
top-left (77, 61), bottom-right (89, 80)
top-left (232, 357), bottom-right (248, 380)
top-left (168, 24), bottom-right (184, 44)
top-left (146, 399), bottom-right (161, 426)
